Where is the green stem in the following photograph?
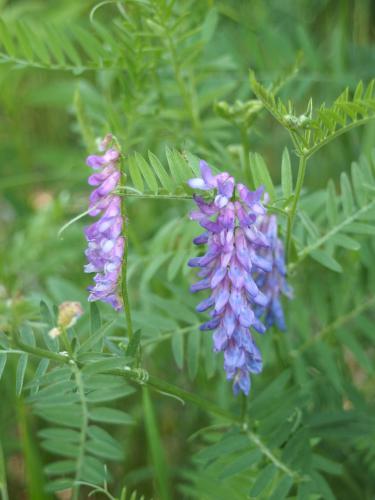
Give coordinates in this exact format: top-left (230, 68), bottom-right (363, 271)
top-left (0, 485), bottom-right (8, 500)
top-left (145, 373), bottom-right (241, 423)
top-left (0, 441), bottom-right (9, 500)
top-left (72, 363), bottom-right (89, 500)
top-left (11, 336), bottom-right (70, 364)
top-left (291, 295), bottom-right (375, 356)
top-left (109, 368), bottom-right (240, 423)
top-left (60, 328), bottom-right (73, 357)
top-left (120, 169), bottom-right (134, 340)
top-left (240, 126), bottom-right (253, 187)
top-left (305, 116), bottom-right (375, 159)
top-left (116, 190), bottom-right (192, 201)
top-left (159, 17), bottom-right (201, 139)
top-left (240, 393), bottom-right (248, 423)
top-left (142, 323), bottom-right (200, 347)
top-left (289, 198), bottom-right (375, 272)
top-left (245, 429), bottom-right (302, 480)
top-left (286, 154), bottom-right (308, 260)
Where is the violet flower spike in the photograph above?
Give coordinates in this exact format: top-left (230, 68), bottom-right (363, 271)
top-left (84, 134), bottom-right (124, 311)
top-left (188, 162), bottom-right (273, 396)
top-left (255, 214), bottom-right (293, 331)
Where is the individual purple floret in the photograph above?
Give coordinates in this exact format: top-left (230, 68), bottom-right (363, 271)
top-left (84, 135), bottom-right (124, 311)
top-left (255, 214), bottom-right (293, 331)
top-left (188, 160), bottom-right (275, 396)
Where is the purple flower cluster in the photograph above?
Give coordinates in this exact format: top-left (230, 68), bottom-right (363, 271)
top-left (255, 214), bottom-right (293, 331)
top-left (188, 161), bottom-right (290, 395)
top-left (84, 136), bottom-right (124, 311)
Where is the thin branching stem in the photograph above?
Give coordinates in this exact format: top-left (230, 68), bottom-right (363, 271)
top-left (305, 116), bottom-right (375, 159)
top-left (120, 168), bottom-right (134, 340)
top-left (116, 189), bottom-right (193, 201)
top-left (289, 199), bottom-right (375, 271)
top-left (245, 429), bottom-right (306, 481)
top-left (0, 440), bottom-right (9, 500)
top-left (11, 336), bottom-right (70, 364)
top-left (240, 125), bottom-right (253, 187)
top-left (291, 295), bottom-right (375, 355)
top-left (72, 363), bottom-right (89, 500)
top-left (141, 323), bottom-right (200, 347)
top-left (286, 154), bottom-right (308, 260)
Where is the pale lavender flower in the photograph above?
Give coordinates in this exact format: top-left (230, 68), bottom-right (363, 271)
top-left (84, 136), bottom-right (124, 311)
top-left (188, 160), bottom-right (273, 395)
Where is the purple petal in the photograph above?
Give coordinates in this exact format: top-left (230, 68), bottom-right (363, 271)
top-left (196, 296), bottom-right (215, 312)
top-left (190, 279), bottom-right (211, 293)
top-left (199, 160), bottom-right (216, 188)
top-left (213, 327), bottom-right (228, 351)
top-left (86, 155), bottom-right (105, 169)
top-left (200, 317), bottom-right (221, 331)
top-left (211, 266), bottom-right (227, 288)
top-left (188, 178), bottom-right (210, 190)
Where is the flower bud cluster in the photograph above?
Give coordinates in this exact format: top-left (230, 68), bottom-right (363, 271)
top-left (48, 301), bottom-right (83, 338)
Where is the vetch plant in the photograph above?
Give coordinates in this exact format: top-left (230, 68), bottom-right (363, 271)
top-left (1, 3), bottom-right (375, 500)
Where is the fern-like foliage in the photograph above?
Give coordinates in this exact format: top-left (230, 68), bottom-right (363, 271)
top-left (0, 301), bottom-right (137, 496)
top-left (180, 368), bottom-right (366, 500)
top-left (250, 72), bottom-right (375, 157)
top-left (124, 149), bottom-right (200, 197)
top-left (0, 19), bottom-right (123, 72)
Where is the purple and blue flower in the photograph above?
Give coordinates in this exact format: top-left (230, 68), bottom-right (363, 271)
top-left (188, 160), bottom-right (291, 395)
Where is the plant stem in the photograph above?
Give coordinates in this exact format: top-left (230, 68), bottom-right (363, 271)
top-left (112, 368), bottom-right (241, 423)
top-left (60, 328), bottom-right (73, 356)
top-left (72, 363), bottom-right (89, 500)
top-left (11, 336), bottom-right (70, 364)
top-left (292, 295), bottom-right (375, 355)
top-left (0, 440), bottom-right (9, 500)
top-left (159, 14), bottom-right (201, 139)
top-left (240, 126), bottom-right (253, 187)
top-left (240, 393), bottom-right (248, 423)
top-left (120, 168), bottom-right (134, 340)
top-left (286, 154), bottom-right (307, 260)
top-left (117, 190), bottom-right (192, 201)
top-left (289, 198), bottom-right (375, 272)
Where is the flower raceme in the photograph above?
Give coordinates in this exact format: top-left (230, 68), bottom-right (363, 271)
top-left (84, 135), bottom-right (124, 311)
top-left (188, 161), bottom-right (290, 395)
top-left (255, 214), bottom-right (293, 331)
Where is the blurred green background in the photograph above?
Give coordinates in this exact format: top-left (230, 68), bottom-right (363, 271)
top-left (1, 0), bottom-right (375, 498)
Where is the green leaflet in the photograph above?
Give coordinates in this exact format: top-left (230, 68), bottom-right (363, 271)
top-left (125, 148), bottom-right (196, 197)
top-left (281, 147), bottom-right (293, 201)
top-left (250, 152), bottom-right (276, 201)
top-left (249, 464), bottom-right (277, 497)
